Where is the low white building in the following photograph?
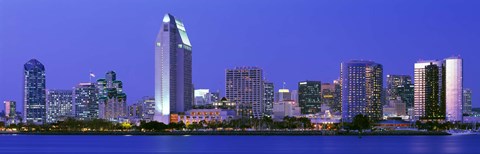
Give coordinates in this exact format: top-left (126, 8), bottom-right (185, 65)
top-left (273, 100), bottom-right (301, 121)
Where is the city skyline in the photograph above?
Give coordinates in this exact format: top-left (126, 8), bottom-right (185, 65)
top-left (1, 1), bottom-right (479, 112)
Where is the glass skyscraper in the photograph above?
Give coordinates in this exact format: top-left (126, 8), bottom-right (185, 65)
top-left (154, 13), bottom-right (193, 124)
top-left (341, 60), bottom-right (383, 122)
top-left (298, 81), bottom-right (322, 115)
top-left (46, 89), bottom-right (73, 123)
top-left (23, 59), bottom-right (47, 124)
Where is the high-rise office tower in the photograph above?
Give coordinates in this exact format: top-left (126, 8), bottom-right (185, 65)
top-left (4, 101), bottom-right (16, 118)
top-left (341, 60), bottom-right (383, 122)
top-left (23, 59), bottom-right (47, 124)
top-left (414, 57), bottom-right (463, 122)
top-left (414, 60), bottom-right (444, 120)
top-left (46, 90), bottom-right (73, 123)
top-left (463, 89), bottom-right (472, 115)
top-left (97, 71), bottom-right (127, 121)
top-left (444, 57), bottom-right (463, 122)
top-left (386, 75), bottom-right (414, 112)
top-left (264, 81), bottom-right (274, 116)
top-left (154, 13), bottom-right (193, 124)
top-left (73, 82), bottom-right (98, 120)
top-left (298, 81), bottom-right (322, 115)
top-left (321, 82), bottom-right (341, 113)
top-left (226, 67), bottom-right (264, 118)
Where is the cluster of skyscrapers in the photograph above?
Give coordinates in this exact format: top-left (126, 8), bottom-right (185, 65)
top-left (151, 14), bottom-right (470, 124)
top-left (1, 13), bottom-right (473, 127)
top-left (15, 59), bottom-right (133, 125)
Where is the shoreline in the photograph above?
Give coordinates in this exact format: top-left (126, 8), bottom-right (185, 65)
top-left (0, 131), bottom-right (450, 136)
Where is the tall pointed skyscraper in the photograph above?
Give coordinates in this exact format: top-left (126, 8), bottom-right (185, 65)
top-left (23, 59), bottom-right (47, 124)
top-left (154, 14), bottom-right (193, 124)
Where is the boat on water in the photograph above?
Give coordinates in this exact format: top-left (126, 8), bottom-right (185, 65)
top-left (447, 129), bottom-right (479, 135)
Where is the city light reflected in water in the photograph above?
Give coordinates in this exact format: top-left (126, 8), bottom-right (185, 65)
top-left (0, 135), bottom-right (479, 153)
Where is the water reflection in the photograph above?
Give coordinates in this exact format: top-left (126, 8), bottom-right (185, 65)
top-left (0, 135), bottom-right (478, 153)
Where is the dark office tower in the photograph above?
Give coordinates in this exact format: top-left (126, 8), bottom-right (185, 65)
top-left (341, 60), bottom-right (383, 122)
top-left (97, 71), bottom-right (127, 121)
top-left (154, 13), bottom-right (193, 124)
top-left (334, 80), bottom-right (342, 112)
top-left (46, 90), bottom-right (73, 123)
top-left (74, 83), bottom-right (98, 120)
top-left (386, 75), bottom-right (414, 109)
top-left (321, 82), bottom-right (341, 113)
top-left (226, 67), bottom-right (264, 118)
top-left (424, 64), bottom-right (445, 120)
top-left (298, 81), bottom-right (322, 115)
top-left (264, 81), bottom-right (274, 117)
top-left (23, 59), bottom-right (47, 124)
top-left (463, 89), bottom-right (472, 115)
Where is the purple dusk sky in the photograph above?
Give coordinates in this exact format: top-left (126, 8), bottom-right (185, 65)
top-left (1, 0), bottom-right (479, 111)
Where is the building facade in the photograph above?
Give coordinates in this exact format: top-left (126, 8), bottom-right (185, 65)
top-left (414, 57), bottom-right (463, 122)
top-left (321, 82), bottom-right (342, 113)
top-left (263, 82), bottom-right (274, 117)
top-left (444, 58), bottom-right (463, 122)
top-left (46, 90), bottom-right (73, 123)
top-left (414, 60), bottom-right (444, 120)
top-left (272, 100), bottom-right (301, 121)
top-left (275, 89), bottom-right (292, 102)
top-left (194, 89), bottom-right (210, 107)
top-left (213, 97), bottom-right (236, 110)
top-left (341, 60), bottom-right (383, 122)
top-left (23, 59), bottom-right (47, 124)
top-left (97, 71), bottom-right (127, 121)
top-left (177, 109), bottom-right (236, 124)
top-left (73, 82), bottom-right (98, 120)
top-left (225, 67), bottom-right (264, 118)
top-left (463, 89), bottom-right (472, 115)
top-left (4, 101), bottom-right (16, 118)
top-left (386, 75), bottom-right (414, 110)
top-left (298, 81), bottom-right (322, 115)
top-left (290, 90), bottom-right (299, 103)
top-left (129, 96), bottom-right (155, 123)
top-left (210, 92), bottom-right (220, 104)
top-left (154, 13), bottom-right (193, 124)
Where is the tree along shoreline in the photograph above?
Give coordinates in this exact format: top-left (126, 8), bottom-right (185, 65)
top-left (0, 130), bottom-right (450, 136)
